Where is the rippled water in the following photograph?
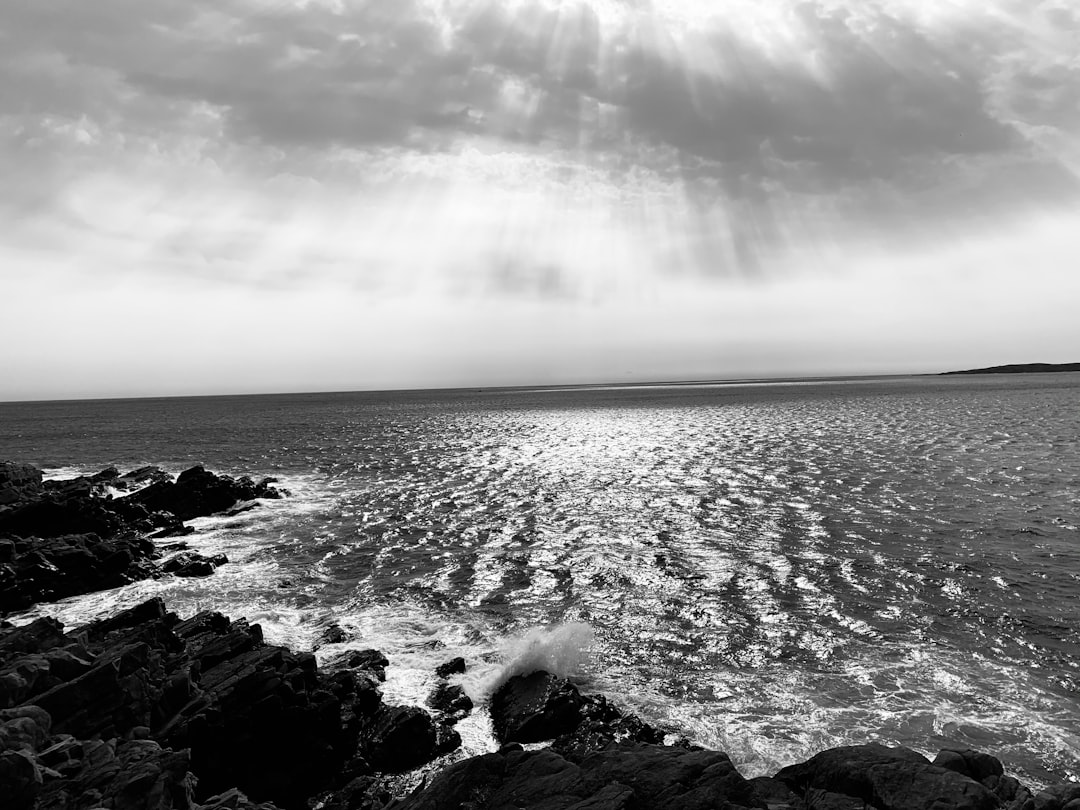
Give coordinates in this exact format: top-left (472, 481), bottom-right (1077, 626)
top-left (3, 374), bottom-right (1079, 785)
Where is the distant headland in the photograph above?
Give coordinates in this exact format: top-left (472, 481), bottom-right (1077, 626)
top-left (941, 362), bottom-right (1080, 376)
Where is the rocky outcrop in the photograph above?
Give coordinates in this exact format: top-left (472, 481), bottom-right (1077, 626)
top-left (490, 671), bottom-right (663, 757)
top-left (0, 463), bottom-right (285, 615)
top-left (394, 741), bottom-right (765, 810)
top-left (125, 467), bottom-right (282, 523)
top-left (771, 743), bottom-right (1026, 810)
top-left (0, 598), bottom-right (463, 810)
top-left (0, 533), bottom-right (159, 613)
top-left (0, 463), bottom-right (43, 507)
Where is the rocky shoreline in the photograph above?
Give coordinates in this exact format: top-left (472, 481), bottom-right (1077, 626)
top-left (0, 462), bottom-right (283, 612)
top-left (2, 462), bottom-right (1078, 810)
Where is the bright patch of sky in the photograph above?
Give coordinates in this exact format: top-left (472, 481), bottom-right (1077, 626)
top-left (1, 0), bottom-right (1078, 399)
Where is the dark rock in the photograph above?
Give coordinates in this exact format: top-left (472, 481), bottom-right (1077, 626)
top-left (315, 625), bottom-right (348, 649)
top-left (490, 671), bottom-right (586, 744)
top-left (349, 649), bottom-right (389, 682)
top-left (124, 466), bottom-right (282, 522)
top-left (197, 787), bottom-right (286, 810)
top-left (0, 463), bottom-right (43, 507)
top-left (434, 657), bottom-right (466, 678)
top-left (933, 748), bottom-right (1006, 781)
top-left (35, 738), bottom-right (197, 810)
top-left (362, 705), bottom-right (458, 772)
top-left (351, 672), bottom-right (383, 718)
top-left (117, 466), bottom-right (172, 487)
top-left (393, 741), bottom-right (764, 810)
top-left (1034, 784), bottom-right (1080, 810)
top-left (0, 497), bottom-right (128, 539)
top-left (426, 682), bottom-right (472, 720)
top-left (0, 534), bottom-right (159, 613)
top-left (162, 552), bottom-right (227, 578)
top-left (0, 748), bottom-right (42, 810)
top-left (775, 743), bottom-right (1000, 810)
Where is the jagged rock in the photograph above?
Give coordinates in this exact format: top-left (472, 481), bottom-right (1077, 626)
top-left (0, 748), bottom-right (42, 810)
top-left (0, 463), bottom-right (42, 507)
top-left (162, 552), bottom-right (228, 578)
top-left (393, 741), bottom-right (764, 810)
top-left (0, 533), bottom-right (159, 613)
top-left (348, 649), bottom-right (389, 682)
top-left (551, 692), bottom-right (664, 762)
top-left (315, 625), bottom-right (348, 649)
top-left (114, 467), bottom-right (173, 491)
top-left (426, 682), bottom-right (472, 721)
top-left (775, 743), bottom-right (1000, 810)
top-left (35, 738), bottom-right (196, 810)
top-left (362, 705), bottom-right (459, 772)
top-left (0, 497), bottom-right (130, 539)
top-left (434, 657), bottom-right (466, 678)
top-left (124, 466), bottom-right (282, 522)
top-left (490, 671), bottom-right (586, 744)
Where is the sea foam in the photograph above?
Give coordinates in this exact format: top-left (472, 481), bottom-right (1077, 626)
top-left (472, 622), bottom-right (595, 699)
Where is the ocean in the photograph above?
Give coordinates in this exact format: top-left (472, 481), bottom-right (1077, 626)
top-left (2, 374), bottom-right (1079, 786)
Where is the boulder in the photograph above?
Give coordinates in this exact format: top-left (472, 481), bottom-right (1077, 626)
top-left (490, 671), bottom-right (586, 744)
top-left (434, 657), bottom-right (466, 679)
top-left (426, 682), bottom-right (472, 721)
top-left (348, 650), bottom-right (389, 682)
top-left (393, 742), bottom-right (764, 810)
top-left (361, 705), bottom-right (459, 772)
top-left (162, 552), bottom-right (228, 578)
top-left (775, 743), bottom-right (1000, 810)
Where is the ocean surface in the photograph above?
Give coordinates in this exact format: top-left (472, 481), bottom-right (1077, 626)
top-left (3, 374), bottom-right (1079, 786)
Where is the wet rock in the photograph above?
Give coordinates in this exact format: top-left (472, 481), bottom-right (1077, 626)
top-left (348, 649), bottom-right (389, 682)
top-left (315, 625), bottom-right (348, 649)
top-left (125, 466), bottom-right (282, 522)
top-left (114, 466), bottom-right (173, 491)
top-left (775, 743), bottom-right (1000, 810)
top-left (351, 672), bottom-right (383, 717)
top-left (434, 656), bottom-right (466, 678)
top-left (393, 741), bottom-right (764, 810)
top-left (362, 705), bottom-right (459, 772)
top-left (932, 748), bottom-right (1005, 782)
top-left (490, 671), bottom-right (586, 744)
top-left (162, 551), bottom-right (228, 578)
top-left (426, 682), bottom-right (472, 721)
top-left (551, 692), bottom-right (664, 762)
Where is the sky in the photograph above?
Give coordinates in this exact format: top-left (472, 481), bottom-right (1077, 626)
top-left (2, 0), bottom-right (1079, 400)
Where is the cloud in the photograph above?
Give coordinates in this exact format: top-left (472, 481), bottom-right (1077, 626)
top-left (1, 0), bottom-right (1079, 292)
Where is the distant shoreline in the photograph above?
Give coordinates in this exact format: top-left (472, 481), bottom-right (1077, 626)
top-left (940, 362), bottom-right (1080, 376)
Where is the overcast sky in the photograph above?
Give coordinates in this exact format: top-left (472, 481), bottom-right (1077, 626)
top-left (2, 0), bottom-right (1078, 399)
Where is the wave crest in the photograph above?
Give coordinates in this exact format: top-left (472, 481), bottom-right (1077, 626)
top-left (478, 622), bottom-right (595, 697)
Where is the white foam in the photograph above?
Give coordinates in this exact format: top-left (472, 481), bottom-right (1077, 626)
top-left (471, 622), bottom-right (596, 699)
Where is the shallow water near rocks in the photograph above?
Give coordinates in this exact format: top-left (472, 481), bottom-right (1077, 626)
top-left (3, 374), bottom-right (1079, 786)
